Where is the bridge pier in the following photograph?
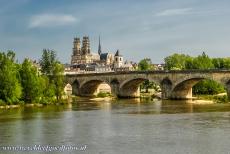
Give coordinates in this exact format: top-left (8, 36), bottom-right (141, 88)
top-left (110, 84), bottom-right (119, 98)
top-left (226, 82), bottom-right (230, 100)
top-left (118, 87), bottom-right (140, 98)
top-left (72, 82), bottom-right (80, 96)
top-left (170, 88), bottom-right (193, 99)
top-left (161, 78), bottom-right (173, 99)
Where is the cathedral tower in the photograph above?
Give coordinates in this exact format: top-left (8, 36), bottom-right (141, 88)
top-left (81, 36), bottom-right (90, 55)
top-left (73, 37), bottom-right (81, 56)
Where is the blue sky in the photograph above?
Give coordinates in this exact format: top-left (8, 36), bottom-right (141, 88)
top-left (1, 0), bottom-right (230, 63)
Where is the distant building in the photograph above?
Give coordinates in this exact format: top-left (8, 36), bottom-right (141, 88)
top-left (71, 36), bottom-right (99, 64)
top-left (153, 64), bottom-right (165, 70)
top-left (69, 36), bottom-right (134, 73)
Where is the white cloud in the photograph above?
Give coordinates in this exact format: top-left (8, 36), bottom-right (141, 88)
top-left (29, 14), bottom-right (77, 28)
top-left (155, 8), bottom-right (193, 17)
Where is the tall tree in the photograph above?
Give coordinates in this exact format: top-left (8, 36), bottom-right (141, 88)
top-left (0, 51), bottom-right (22, 104)
top-left (191, 52), bottom-right (214, 69)
top-left (39, 49), bottom-right (64, 101)
top-left (40, 49), bottom-right (57, 75)
top-left (52, 62), bottom-right (64, 100)
top-left (20, 59), bottom-right (43, 103)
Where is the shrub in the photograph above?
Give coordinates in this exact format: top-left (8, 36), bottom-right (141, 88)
top-left (97, 92), bottom-right (111, 98)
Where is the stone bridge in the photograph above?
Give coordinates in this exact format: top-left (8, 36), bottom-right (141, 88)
top-left (65, 70), bottom-right (230, 99)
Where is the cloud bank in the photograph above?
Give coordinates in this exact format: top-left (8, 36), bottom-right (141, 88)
top-left (29, 14), bottom-right (77, 28)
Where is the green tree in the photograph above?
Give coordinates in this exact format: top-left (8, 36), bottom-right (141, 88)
top-left (0, 51), bottom-right (22, 104)
top-left (39, 49), bottom-right (64, 101)
top-left (40, 49), bottom-right (57, 75)
top-left (19, 59), bottom-right (43, 103)
top-left (40, 75), bottom-right (56, 103)
top-left (212, 58), bottom-right (225, 69)
top-left (191, 52), bottom-right (214, 69)
top-left (138, 58), bottom-right (153, 70)
top-left (223, 58), bottom-right (230, 69)
top-left (52, 62), bottom-right (64, 100)
top-left (138, 58), bottom-right (157, 93)
top-left (164, 53), bottom-right (192, 70)
top-left (193, 79), bottom-right (225, 95)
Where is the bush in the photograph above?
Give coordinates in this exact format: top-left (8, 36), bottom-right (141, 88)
top-left (196, 95), bottom-right (229, 103)
top-left (193, 80), bottom-right (225, 95)
top-left (213, 95), bottom-right (229, 103)
top-left (0, 99), bottom-right (5, 106)
top-left (97, 92), bottom-right (111, 98)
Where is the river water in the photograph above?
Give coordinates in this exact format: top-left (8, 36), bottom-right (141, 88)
top-left (0, 98), bottom-right (230, 154)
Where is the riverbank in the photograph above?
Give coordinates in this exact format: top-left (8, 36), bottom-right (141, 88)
top-left (1, 93), bottom-right (229, 109)
top-left (89, 96), bottom-right (116, 101)
top-left (194, 94), bottom-right (229, 103)
top-left (140, 92), bottom-right (230, 104)
top-left (0, 97), bottom-right (72, 109)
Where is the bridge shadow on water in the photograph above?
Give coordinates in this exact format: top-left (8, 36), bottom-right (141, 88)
top-left (70, 97), bottom-right (230, 115)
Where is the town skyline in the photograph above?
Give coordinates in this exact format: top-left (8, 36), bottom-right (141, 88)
top-left (1, 0), bottom-right (230, 63)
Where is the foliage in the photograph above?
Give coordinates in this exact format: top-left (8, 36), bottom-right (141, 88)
top-left (0, 51), bottom-right (22, 104)
top-left (214, 95), bottom-right (229, 103)
top-left (190, 52), bottom-right (214, 69)
top-left (141, 80), bottom-right (160, 93)
top-left (164, 53), bottom-right (192, 70)
top-left (138, 58), bottom-right (154, 70)
top-left (163, 52), bottom-right (230, 95)
top-left (20, 59), bottom-right (43, 103)
top-left (138, 58), bottom-right (159, 93)
top-left (39, 49), bottom-right (57, 75)
top-left (40, 49), bottom-right (64, 101)
top-left (196, 95), bottom-right (229, 103)
top-left (138, 58), bottom-right (159, 92)
top-left (193, 80), bottom-right (225, 95)
top-left (164, 52), bottom-right (215, 70)
top-left (51, 62), bottom-right (64, 101)
top-left (97, 92), bottom-right (111, 98)
top-left (0, 50), bottom-right (65, 106)
top-left (212, 58), bottom-right (225, 69)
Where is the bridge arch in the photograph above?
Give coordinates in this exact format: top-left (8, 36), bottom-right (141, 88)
top-left (171, 77), bottom-right (226, 99)
top-left (119, 77), bottom-right (154, 98)
top-left (80, 79), bottom-right (111, 97)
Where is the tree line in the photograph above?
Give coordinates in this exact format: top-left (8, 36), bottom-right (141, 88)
top-left (164, 52), bottom-right (230, 70)
top-left (0, 49), bottom-right (64, 105)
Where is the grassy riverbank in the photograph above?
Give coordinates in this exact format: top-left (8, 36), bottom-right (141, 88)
top-left (194, 94), bottom-right (229, 103)
top-left (0, 97), bottom-right (72, 109)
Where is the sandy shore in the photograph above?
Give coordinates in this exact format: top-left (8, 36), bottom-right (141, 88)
top-left (189, 99), bottom-right (214, 104)
top-left (0, 105), bottom-right (20, 109)
top-left (90, 97), bottom-right (113, 101)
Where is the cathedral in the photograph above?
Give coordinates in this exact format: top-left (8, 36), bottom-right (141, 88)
top-left (71, 36), bottom-right (125, 71)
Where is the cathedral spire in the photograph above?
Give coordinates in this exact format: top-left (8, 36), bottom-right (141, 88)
top-left (98, 35), bottom-right (102, 55)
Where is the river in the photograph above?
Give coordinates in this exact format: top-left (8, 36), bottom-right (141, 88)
top-left (0, 98), bottom-right (230, 154)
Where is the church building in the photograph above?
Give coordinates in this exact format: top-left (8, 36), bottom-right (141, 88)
top-left (70, 36), bottom-right (134, 72)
